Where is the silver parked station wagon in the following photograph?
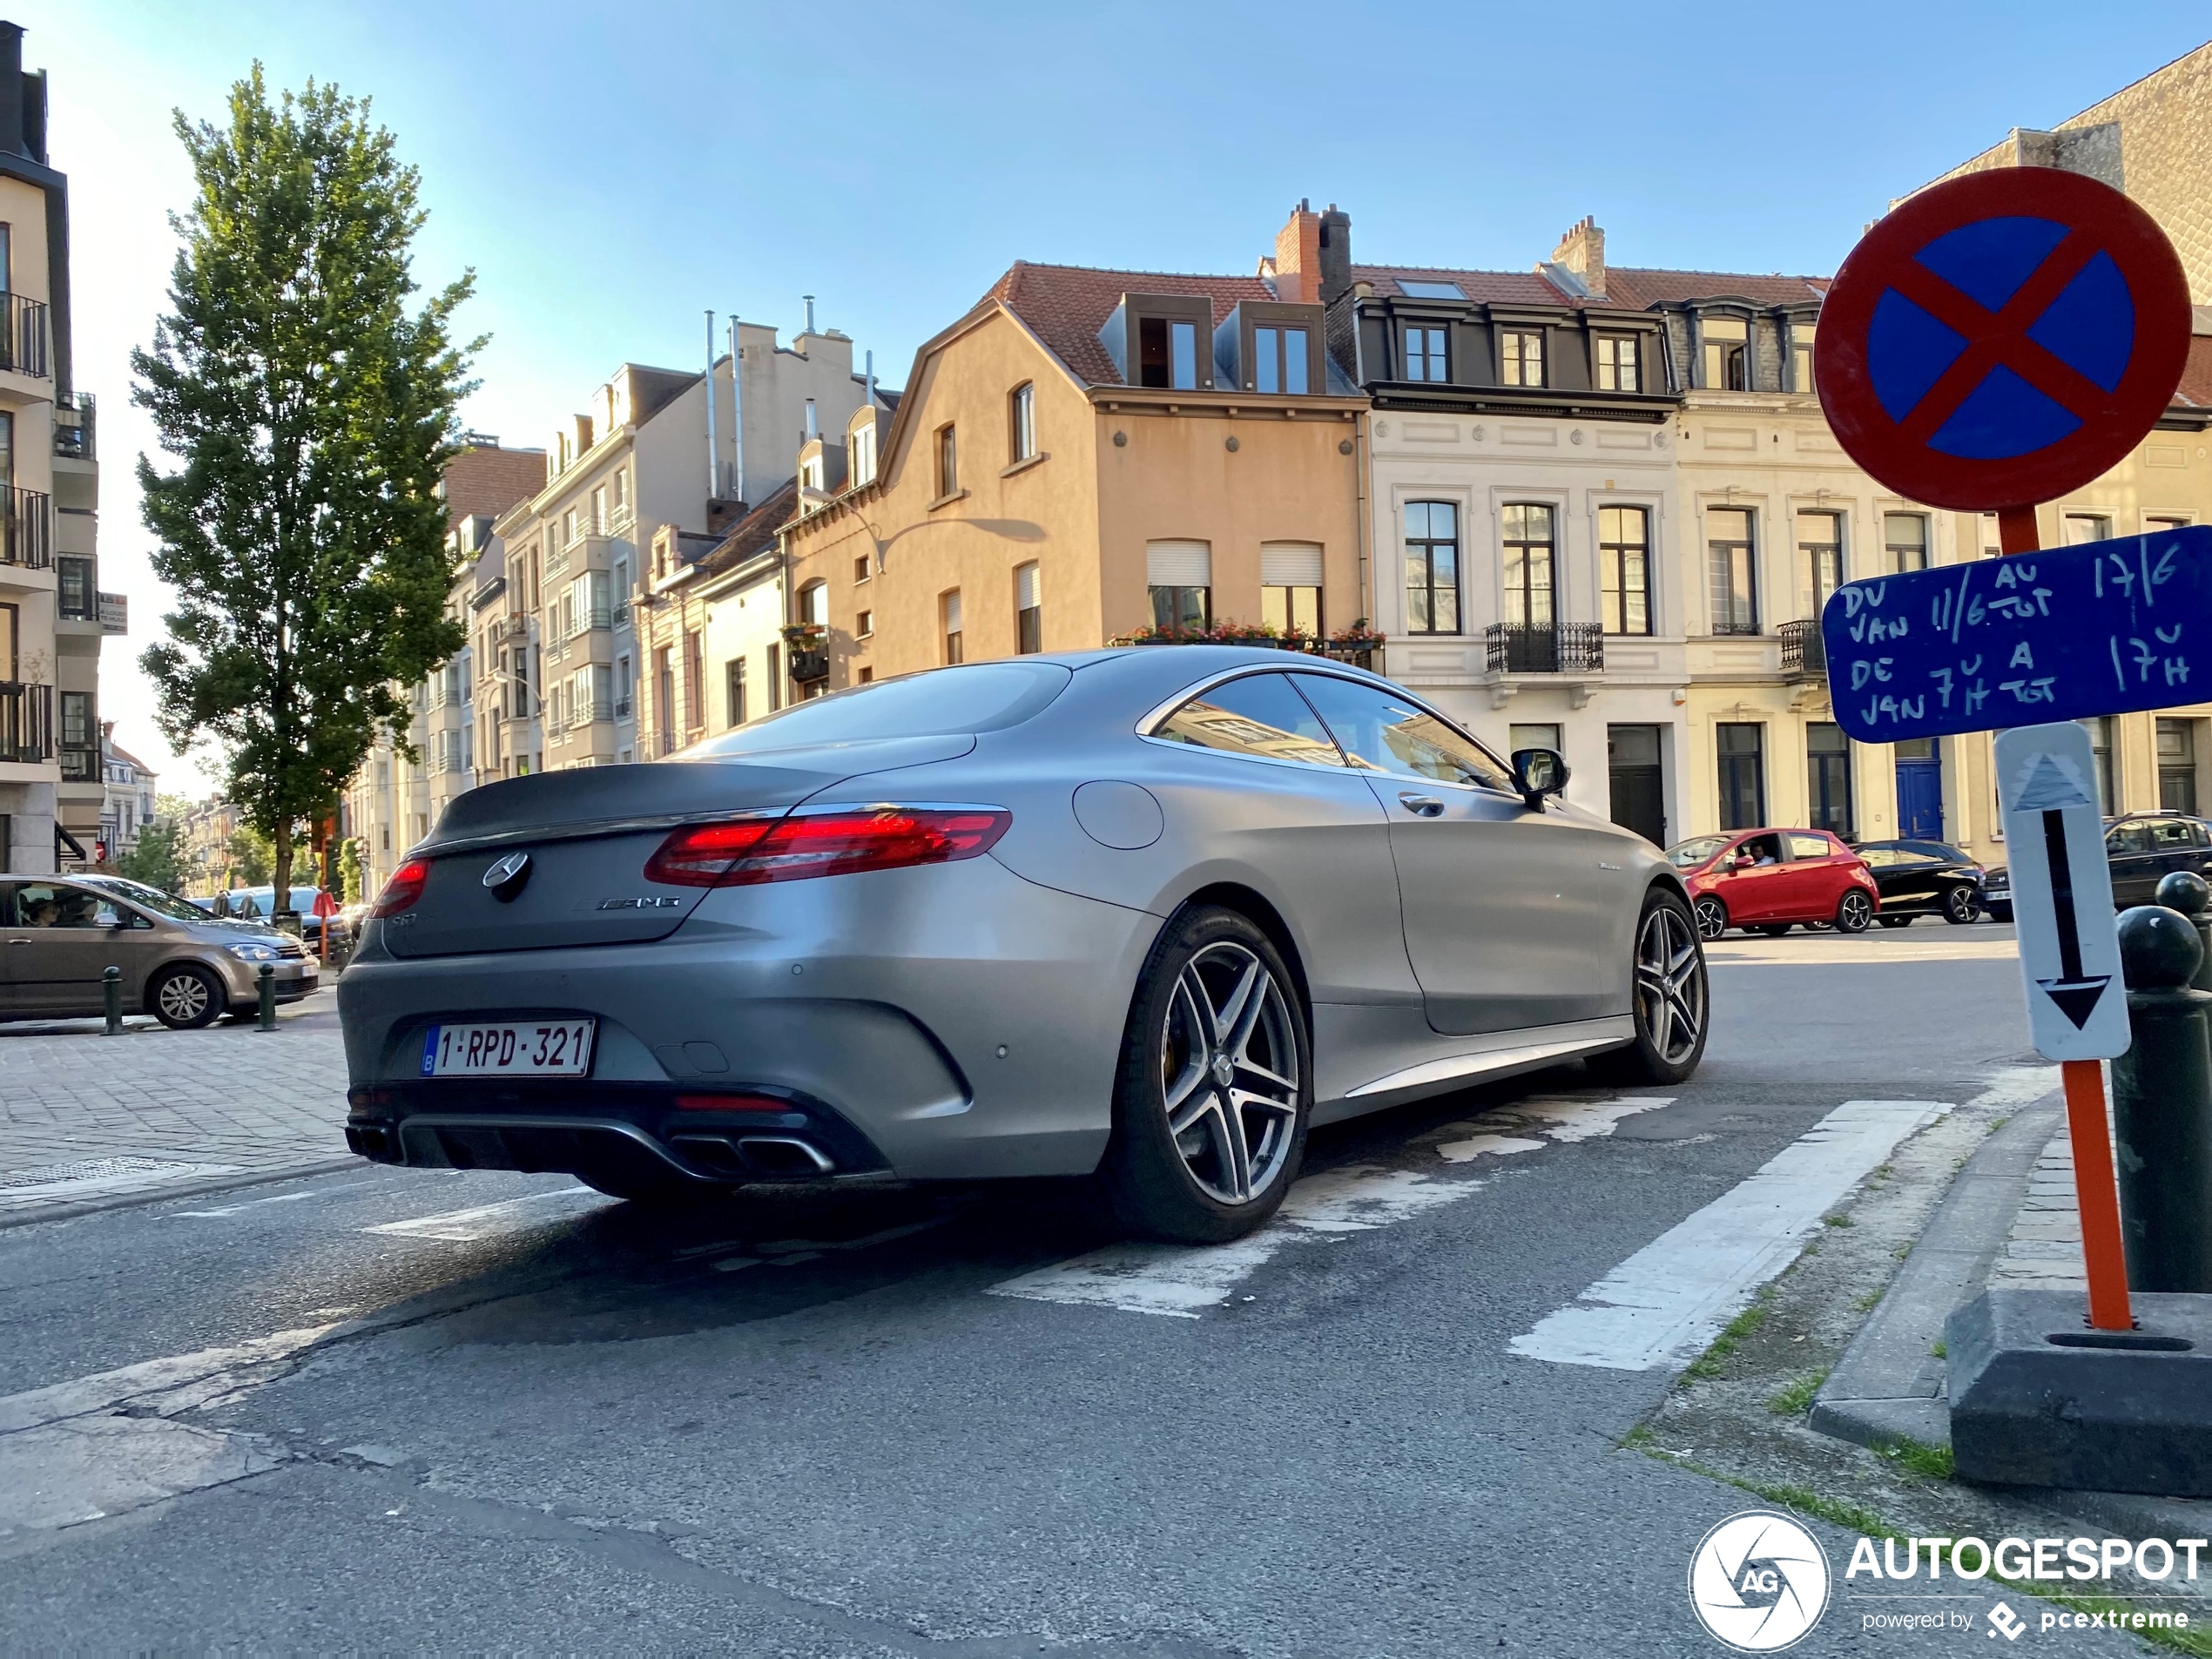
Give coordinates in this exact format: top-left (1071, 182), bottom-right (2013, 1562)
top-left (338, 647), bottom-right (1708, 1242)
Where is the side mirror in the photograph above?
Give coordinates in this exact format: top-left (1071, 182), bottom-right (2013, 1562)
top-left (1728, 854), bottom-right (1755, 872)
top-left (1510, 748), bottom-right (1569, 811)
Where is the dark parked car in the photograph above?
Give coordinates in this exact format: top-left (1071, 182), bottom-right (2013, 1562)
top-left (1853, 840), bottom-right (1985, 927)
top-left (1982, 813), bottom-right (2212, 922)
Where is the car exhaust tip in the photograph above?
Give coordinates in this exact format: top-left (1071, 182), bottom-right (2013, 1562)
top-left (670, 1132), bottom-right (835, 1179)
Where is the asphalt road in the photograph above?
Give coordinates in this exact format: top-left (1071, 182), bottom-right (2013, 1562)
top-left (0, 921), bottom-right (2068, 1656)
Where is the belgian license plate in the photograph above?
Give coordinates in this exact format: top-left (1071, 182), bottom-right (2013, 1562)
top-left (421, 1019), bottom-right (596, 1077)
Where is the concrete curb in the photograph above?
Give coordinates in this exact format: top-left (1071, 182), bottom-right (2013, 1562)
top-left (0, 1157), bottom-right (368, 1231)
top-left (1811, 1092), bottom-right (2063, 1451)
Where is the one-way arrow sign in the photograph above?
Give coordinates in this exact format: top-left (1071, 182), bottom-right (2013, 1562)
top-left (1994, 723), bottom-right (2131, 1061)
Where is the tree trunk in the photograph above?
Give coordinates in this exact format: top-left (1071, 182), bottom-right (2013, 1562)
top-left (272, 813), bottom-right (293, 920)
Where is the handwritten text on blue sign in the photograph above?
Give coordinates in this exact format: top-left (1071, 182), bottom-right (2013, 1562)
top-left (1821, 525), bottom-right (2212, 744)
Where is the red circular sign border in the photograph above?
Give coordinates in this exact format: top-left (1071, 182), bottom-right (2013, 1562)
top-left (1815, 166), bottom-right (2191, 512)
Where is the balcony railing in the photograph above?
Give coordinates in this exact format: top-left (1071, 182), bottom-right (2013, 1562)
top-left (1, 488), bottom-right (51, 570)
top-left (788, 650), bottom-right (831, 685)
top-left (1712, 617), bottom-right (1763, 637)
top-left (1779, 619), bottom-right (1827, 678)
top-left (0, 293), bottom-right (51, 379)
top-left (58, 744), bottom-right (98, 783)
top-left (54, 391), bottom-right (94, 460)
top-left (1485, 623), bottom-right (1604, 675)
top-left (0, 681), bottom-right (52, 763)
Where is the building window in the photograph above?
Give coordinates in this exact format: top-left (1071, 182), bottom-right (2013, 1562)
top-left (2085, 716), bottom-right (2115, 813)
top-left (1885, 512), bottom-right (1929, 574)
top-left (800, 580), bottom-right (828, 628)
top-left (1595, 335), bottom-right (1641, 393)
top-left (856, 666), bottom-right (873, 684)
top-left (1404, 326), bottom-right (1447, 382)
top-left (653, 646), bottom-right (673, 751)
top-left (2148, 514), bottom-right (2191, 533)
top-left (1009, 382), bottom-right (1035, 462)
top-left (590, 485), bottom-right (607, 533)
top-left (1808, 723), bottom-right (1853, 836)
top-left (1702, 316), bottom-right (1749, 390)
top-left (767, 644), bottom-right (781, 713)
top-left (1501, 503), bottom-right (1556, 631)
top-left (856, 610), bottom-right (874, 638)
top-left (1600, 506), bottom-right (1651, 636)
top-left (725, 658), bottom-right (746, 728)
top-left (1792, 322), bottom-right (1817, 394)
top-left (1015, 562), bottom-right (1042, 654)
top-left (683, 632), bottom-right (703, 731)
top-left (1260, 542), bottom-right (1323, 637)
top-left (2065, 513), bottom-right (2113, 545)
top-left (1403, 502), bottom-right (1460, 635)
top-left (1797, 510), bottom-right (1844, 618)
top-left (935, 425), bottom-right (958, 498)
top-left (1251, 325), bottom-right (1311, 395)
top-left (611, 468), bottom-right (627, 509)
top-left (615, 653), bottom-right (633, 720)
top-left (1708, 507), bottom-right (1758, 635)
top-left (1137, 315), bottom-right (1198, 389)
top-left (941, 590), bottom-right (964, 664)
top-left (853, 555), bottom-right (872, 584)
top-left (1501, 330), bottom-right (1545, 388)
top-left (2160, 718), bottom-right (2200, 814)
top-left (1717, 723), bottom-right (1765, 830)
top-left (1147, 540), bottom-right (1212, 637)
top-left (850, 420), bottom-right (878, 487)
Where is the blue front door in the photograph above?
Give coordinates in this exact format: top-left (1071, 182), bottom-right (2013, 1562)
top-left (1895, 738), bottom-right (1944, 840)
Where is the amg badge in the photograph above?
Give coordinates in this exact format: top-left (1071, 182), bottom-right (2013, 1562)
top-left (597, 895), bottom-right (685, 910)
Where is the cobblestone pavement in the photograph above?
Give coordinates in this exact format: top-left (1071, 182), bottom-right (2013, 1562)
top-left (1989, 1127), bottom-right (2088, 1291)
top-left (0, 989), bottom-right (356, 1219)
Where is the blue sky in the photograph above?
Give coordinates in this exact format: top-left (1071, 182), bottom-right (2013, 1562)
top-left (32, 1), bottom-right (2212, 791)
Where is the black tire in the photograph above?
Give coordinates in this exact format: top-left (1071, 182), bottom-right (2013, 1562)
top-left (1589, 888), bottom-right (1709, 1087)
top-left (1944, 886), bottom-right (1980, 925)
top-left (148, 964), bottom-right (223, 1029)
top-left (1691, 894), bottom-right (1729, 941)
top-left (1834, 889), bottom-right (1875, 934)
top-left (1877, 914), bottom-right (1913, 929)
top-left (1753, 924), bottom-right (1791, 937)
top-left (1100, 906), bottom-right (1311, 1244)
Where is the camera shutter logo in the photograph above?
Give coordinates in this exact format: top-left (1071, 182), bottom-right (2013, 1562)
top-left (1688, 1512), bottom-right (1831, 1652)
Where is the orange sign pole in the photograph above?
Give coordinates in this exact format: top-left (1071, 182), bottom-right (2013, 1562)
top-left (1999, 502), bottom-right (2135, 1331)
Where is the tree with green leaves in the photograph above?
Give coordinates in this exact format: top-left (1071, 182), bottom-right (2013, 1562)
top-left (134, 67), bottom-right (479, 913)
top-left (115, 822), bottom-right (188, 894)
top-left (337, 836), bottom-right (365, 906)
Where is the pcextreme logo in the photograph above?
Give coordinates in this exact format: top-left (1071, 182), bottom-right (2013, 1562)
top-left (1689, 1511), bottom-right (1831, 1652)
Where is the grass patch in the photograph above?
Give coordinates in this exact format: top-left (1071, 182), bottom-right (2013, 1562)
top-left (1768, 1368), bottom-right (1831, 1417)
top-left (1853, 1288), bottom-right (1885, 1312)
top-left (1684, 1294), bottom-right (1771, 1381)
top-left (1824, 1213), bottom-right (1854, 1229)
top-left (1931, 1338), bottom-right (1946, 1359)
top-left (1882, 1437), bottom-right (1954, 1482)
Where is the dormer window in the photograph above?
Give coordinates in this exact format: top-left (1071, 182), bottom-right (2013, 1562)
top-left (1251, 326), bottom-right (1309, 395)
top-left (1501, 330), bottom-right (1545, 388)
top-left (1595, 335), bottom-right (1641, 393)
top-left (1139, 316), bottom-right (1198, 388)
top-left (1702, 317), bottom-right (1749, 390)
top-left (1405, 327), bottom-right (1447, 382)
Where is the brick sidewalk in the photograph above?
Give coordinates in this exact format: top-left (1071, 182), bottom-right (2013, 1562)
top-left (0, 991), bottom-right (356, 1219)
top-left (1988, 1128), bottom-right (2088, 1291)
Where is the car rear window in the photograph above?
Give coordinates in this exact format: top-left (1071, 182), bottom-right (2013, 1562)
top-left (687, 661), bottom-right (1073, 755)
top-left (1787, 833), bottom-right (1833, 860)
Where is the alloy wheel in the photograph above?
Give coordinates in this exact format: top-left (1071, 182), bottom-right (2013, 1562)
top-left (1633, 903), bottom-right (1706, 1067)
top-left (1838, 891), bottom-right (1873, 932)
top-left (1946, 887), bottom-right (1979, 924)
top-left (157, 972), bottom-right (209, 1024)
top-left (1157, 941), bottom-right (1301, 1206)
top-left (1692, 896), bottom-right (1728, 941)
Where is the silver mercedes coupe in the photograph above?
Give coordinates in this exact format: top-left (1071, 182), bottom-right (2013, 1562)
top-left (337, 647), bottom-right (1706, 1243)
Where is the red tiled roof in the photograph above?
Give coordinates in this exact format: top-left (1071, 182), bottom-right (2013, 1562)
top-left (1353, 264), bottom-right (1595, 307)
top-left (984, 261), bottom-right (1275, 388)
top-left (1602, 267), bottom-right (1831, 308)
top-left (708, 475), bottom-right (802, 568)
top-left (2174, 334), bottom-right (2212, 408)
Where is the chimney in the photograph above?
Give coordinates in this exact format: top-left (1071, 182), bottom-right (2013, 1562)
top-left (21, 65), bottom-right (42, 163)
top-left (1273, 199), bottom-right (1322, 303)
top-left (803, 293), bottom-right (817, 335)
top-left (805, 397), bottom-right (818, 440)
top-left (573, 413), bottom-right (594, 456)
top-left (1318, 205), bottom-right (1352, 304)
top-left (1551, 216), bottom-right (1606, 299)
top-left (0, 23), bottom-right (24, 159)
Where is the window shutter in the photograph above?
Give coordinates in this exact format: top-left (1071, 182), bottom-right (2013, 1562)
top-left (1016, 562), bottom-right (1040, 610)
top-left (1260, 543), bottom-right (1323, 586)
top-left (943, 590), bottom-right (963, 632)
top-left (1146, 540), bottom-right (1211, 585)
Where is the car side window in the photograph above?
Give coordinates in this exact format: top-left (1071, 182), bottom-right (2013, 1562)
top-left (1291, 674), bottom-right (1514, 792)
top-left (2151, 819), bottom-right (2195, 852)
top-left (1858, 846), bottom-right (1899, 867)
top-left (2107, 824), bottom-right (2151, 855)
top-left (1787, 833), bottom-right (1832, 860)
top-left (1150, 672), bottom-right (1348, 768)
top-left (1737, 833), bottom-right (1784, 866)
top-left (0, 882), bottom-right (16, 925)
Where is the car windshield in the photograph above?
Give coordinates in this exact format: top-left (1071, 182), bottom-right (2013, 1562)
top-left (685, 661), bottom-right (1073, 756)
top-left (92, 878), bottom-right (215, 921)
top-left (1667, 835), bottom-right (1730, 869)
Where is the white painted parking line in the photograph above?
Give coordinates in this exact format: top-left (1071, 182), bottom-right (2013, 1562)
top-left (988, 1164), bottom-right (1481, 1318)
top-left (1961, 1064), bottom-right (2060, 1112)
top-left (361, 1185), bottom-right (609, 1243)
top-left (172, 1185), bottom-right (370, 1219)
top-left (1426, 1095), bottom-right (1675, 1163)
top-left (1508, 1098), bottom-right (1948, 1372)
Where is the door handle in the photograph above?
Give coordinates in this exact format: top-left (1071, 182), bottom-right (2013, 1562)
top-left (1398, 793), bottom-right (1445, 817)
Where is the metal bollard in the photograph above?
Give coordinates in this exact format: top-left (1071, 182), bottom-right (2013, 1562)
top-left (256, 962), bottom-right (277, 1031)
top-left (103, 965), bottom-right (121, 1035)
top-left (2155, 870), bottom-right (2212, 993)
top-left (2113, 905), bottom-right (2212, 1291)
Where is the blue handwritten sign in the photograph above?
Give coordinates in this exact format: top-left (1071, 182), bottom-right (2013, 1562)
top-left (1820, 524), bottom-right (2212, 744)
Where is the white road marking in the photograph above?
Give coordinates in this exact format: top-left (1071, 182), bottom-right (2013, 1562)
top-left (361, 1184), bottom-right (607, 1242)
top-left (171, 1190), bottom-right (336, 1219)
top-left (1508, 1099), bottom-right (1948, 1371)
top-left (1961, 1064), bottom-right (2060, 1112)
top-left (1428, 1095), bottom-right (1675, 1163)
top-left (988, 1164), bottom-right (1481, 1318)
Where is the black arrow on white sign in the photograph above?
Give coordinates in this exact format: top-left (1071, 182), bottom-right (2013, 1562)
top-left (2037, 809), bottom-right (2112, 1028)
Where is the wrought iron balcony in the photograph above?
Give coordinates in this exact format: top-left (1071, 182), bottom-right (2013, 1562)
top-left (1779, 619), bottom-right (1827, 678)
top-left (60, 743), bottom-right (101, 783)
top-left (1485, 623), bottom-right (1604, 675)
top-left (0, 487), bottom-right (51, 570)
top-left (788, 650), bottom-right (831, 685)
top-left (0, 681), bottom-right (52, 764)
top-left (0, 293), bottom-right (51, 379)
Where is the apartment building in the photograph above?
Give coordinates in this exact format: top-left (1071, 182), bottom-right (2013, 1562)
top-left (174, 797), bottom-right (236, 896)
top-left (0, 20), bottom-right (105, 874)
top-left (644, 477), bottom-right (796, 749)
top-left (96, 721), bottom-right (156, 864)
top-left (780, 258), bottom-right (1366, 694)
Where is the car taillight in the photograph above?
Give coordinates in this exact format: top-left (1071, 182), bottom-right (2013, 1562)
top-left (369, 859), bottom-right (431, 918)
top-left (645, 806), bottom-right (1010, 889)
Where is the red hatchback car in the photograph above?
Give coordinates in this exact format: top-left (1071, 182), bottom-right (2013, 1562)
top-left (1668, 828), bottom-right (1880, 940)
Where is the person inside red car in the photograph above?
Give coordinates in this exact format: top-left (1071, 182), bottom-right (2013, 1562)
top-left (1668, 827), bottom-right (1880, 940)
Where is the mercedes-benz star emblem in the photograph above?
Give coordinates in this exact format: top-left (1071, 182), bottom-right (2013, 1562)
top-left (482, 851), bottom-right (532, 900)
